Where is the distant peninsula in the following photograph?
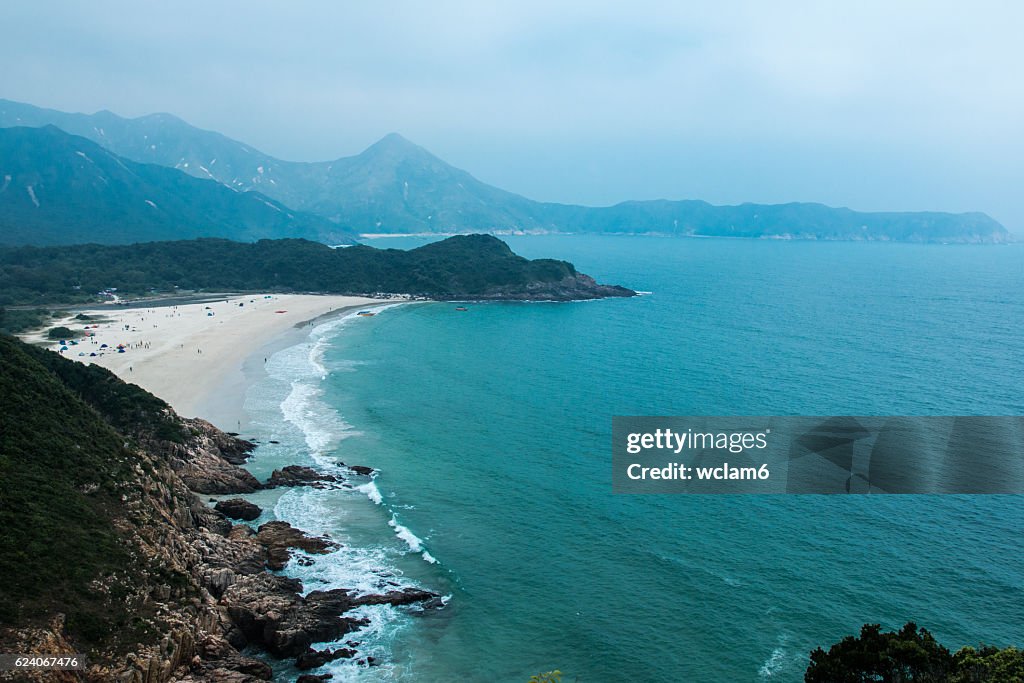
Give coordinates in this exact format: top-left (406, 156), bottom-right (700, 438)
top-left (0, 234), bottom-right (635, 306)
top-left (0, 98), bottom-right (1009, 245)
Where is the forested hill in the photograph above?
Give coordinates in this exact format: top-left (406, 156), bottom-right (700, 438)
top-left (0, 234), bottom-right (635, 304)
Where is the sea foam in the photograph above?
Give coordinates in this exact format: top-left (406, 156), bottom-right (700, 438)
top-left (243, 302), bottom-right (436, 678)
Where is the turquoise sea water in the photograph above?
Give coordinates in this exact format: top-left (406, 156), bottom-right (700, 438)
top-left (241, 236), bottom-right (1024, 682)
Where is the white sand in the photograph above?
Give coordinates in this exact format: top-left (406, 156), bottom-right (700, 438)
top-left (26, 294), bottom-right (380, 423)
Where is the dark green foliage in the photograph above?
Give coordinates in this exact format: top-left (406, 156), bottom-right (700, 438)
top-left (807, 623), bottom-right (1023, 682)
top-left (46, 325), bottom-right (77, 339)
top-left (0, 308), bottom-right (52, 334)
top-left (952, 645), bottom-right (1024, 682)
top-left (0, 234), bottom-right (581, 305)
top-left (0, 335), bottom-right (135, 641)
top-left (19, 341), bottom-right (183, 441)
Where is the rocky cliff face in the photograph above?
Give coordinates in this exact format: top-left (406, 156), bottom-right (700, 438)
top-left (0, 337), bottom-right (439, 682)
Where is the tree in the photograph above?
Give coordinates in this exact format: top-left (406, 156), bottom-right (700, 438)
top-left (951, 645), bottom-right (1024, 682)
top-left (805, 622), bottom-right (954, 682)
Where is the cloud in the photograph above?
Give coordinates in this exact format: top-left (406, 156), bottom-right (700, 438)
top-left (0, 0), bottom-right (1021, 228)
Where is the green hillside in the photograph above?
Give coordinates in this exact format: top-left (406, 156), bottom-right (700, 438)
top-left (0, 234), bottom-right (635, 304)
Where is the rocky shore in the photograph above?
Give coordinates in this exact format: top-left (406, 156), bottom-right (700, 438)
top-left (0, 338), bottom-right (440, 683)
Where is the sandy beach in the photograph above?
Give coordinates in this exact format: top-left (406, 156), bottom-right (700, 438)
top-left (23, 293), bottom-right (381, 427)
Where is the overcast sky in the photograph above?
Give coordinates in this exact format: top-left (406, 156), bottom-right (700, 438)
top-left (2, 1), bottom-right (1022, 230)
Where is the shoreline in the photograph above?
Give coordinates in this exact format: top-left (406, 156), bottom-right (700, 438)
top-left (20, 293), bottom-right (382, 430)
top-left (198, 298), bottom-right (410, 433)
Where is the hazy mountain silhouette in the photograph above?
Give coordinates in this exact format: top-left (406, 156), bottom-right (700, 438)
top-left (0, 99), bottom-right (1009, 243)
top-left (0, 125), bottom-right (355, 246)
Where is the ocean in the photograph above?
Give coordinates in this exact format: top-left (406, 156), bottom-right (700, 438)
top-left (238, 235), bottom-right (1024, 682)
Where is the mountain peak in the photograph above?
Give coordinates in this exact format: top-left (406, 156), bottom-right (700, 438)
top-left (378, 131), bottom-right (414, 146)
top-left (362, 132), bottom-right (427, 157)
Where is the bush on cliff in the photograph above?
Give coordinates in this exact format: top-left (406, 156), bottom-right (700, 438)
top-left (806, 622), bottom-right (1024, 682)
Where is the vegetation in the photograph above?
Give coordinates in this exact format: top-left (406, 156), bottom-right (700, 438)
top-left (0, 234), bottom-right (586, 305)
top-left (953, 646), bottom-right (1024, 682)
top-left (0, 335), bottom-right (187, 651)
top-left (0, 335), bottom-right (135, 642)
top-left (0, 307), bottom-right (57, 334)
top-left (24, 338), bottom-right (184, 441)
top-left (806, 622), bottom-right (1024, 682)
top-left (46, 325), bottom-right (78, 339)
top-left (528, 672), bottom-right (563, 683)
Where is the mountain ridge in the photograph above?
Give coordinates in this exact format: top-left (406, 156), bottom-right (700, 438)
top-left (0, 125), bottom-right (357, 246)
top-left (0, 98), bottom-right (1009, 243)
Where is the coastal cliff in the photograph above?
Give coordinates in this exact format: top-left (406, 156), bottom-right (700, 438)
top-left (0, 335), bottom-right (437, 681)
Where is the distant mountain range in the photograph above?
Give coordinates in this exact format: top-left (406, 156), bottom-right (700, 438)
top-left (0, 98), bottom-right (1010, 243)
top-left (0, 125), bottom-right (355, 246)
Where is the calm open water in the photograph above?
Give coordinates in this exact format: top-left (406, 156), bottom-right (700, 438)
top-left (241, 235), bottom-right (1024, 682)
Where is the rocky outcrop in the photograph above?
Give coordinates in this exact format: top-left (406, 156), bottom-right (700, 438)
top-left (0, 343), bottom-right (441, 682)
top-left (214, 498), bottom-right (262, 521)
top-left (223, 574), bottom-right (361, 658)
top-left (264, 465), bottom-right (338, 489)
top-left (451, 272), bottom-right (636, 301)
top-left (163, 419), bottom-right (261, 494)
top-left (0, 615), bottom-right (80, 683)
top-left (2, 456), bottom-right (439, 681)
top-left (295, 647), bottom-right (355, 670)
top-left (338, 462), bottom-right (375, 476)
top-left (222, 572), bottom-right (439, 664)
top-left (255, 521), bottom-right (337, 571)
top-left (352, 587), bottom-right (443, 608)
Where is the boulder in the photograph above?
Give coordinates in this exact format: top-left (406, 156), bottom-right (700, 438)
top-left (295, 647), bottom-right (356, 669)
top-left (255, 521), bottom-right (337, 570)
top-left (337, 463), bottom-right (374, 476)
top-left (215, 498), bottom-right (262, 521)
top-left (221, 573), bottom-right (366, 658)
top-left (264, 465), bottom-right (338, 489)
top-left (351, 587), bottom-right (441, 607)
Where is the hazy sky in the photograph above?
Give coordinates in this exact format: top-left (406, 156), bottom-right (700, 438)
top-left (2, 1), bottom-right (1022, 230)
